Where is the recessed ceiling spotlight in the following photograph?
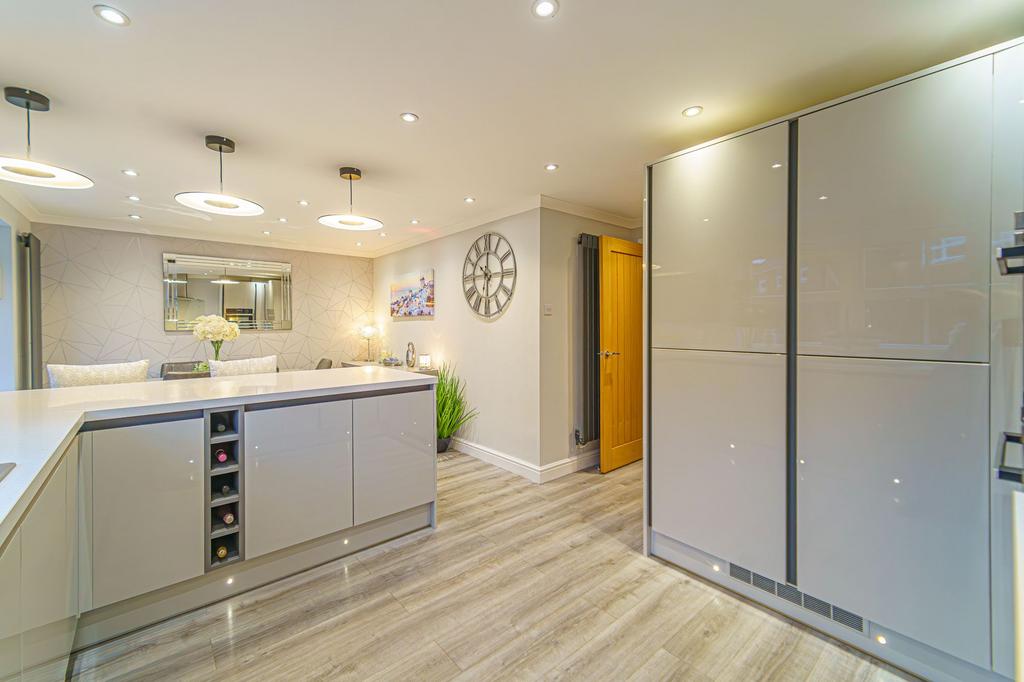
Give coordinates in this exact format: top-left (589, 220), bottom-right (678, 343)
top-left (410, 218), bottom-right (420, 224)
top-left (129, 214), bottom-right (141, 220)
top-left (127, 195), bottom-right (140, 201)
top-left (175, 135), bottom-right (264, 217)
top-left (532, 0), bottom-right (559, 18)
top-left (278, 217), bottom-right (287, 223)
top-left (379, 232), bottom-right (386, 237)
top-left (818, 195), bottom-right (829, 201)
top-left (319, 167), bottom-right (384, 231)
top-left (262, 230), bottom-right (272, 235)
top-left (771, 162), bottom-right (782, 169)
top-left (682, 105), bottom-right (704, 118)
top-left (297, 199), bottom-right (308, 207)
top-left (875, 635), bottom-right (887, 646)
top-left (400, 112), bottom-right (419, 123)
top-left (464, 196), bottom-right (476, 203)
top-left (122, 168), bottom-right (138, 177)
top-left (355, 241), bottom-right (363, 247)
top-left (93, 5), bottom-right (130, 26)
top-left (545, 163), bottom-right (559, 171)
top-left (0, 88), bottom-right (93, 189)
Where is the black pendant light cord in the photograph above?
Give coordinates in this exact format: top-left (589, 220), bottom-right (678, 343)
top-left (24, 104), bottom-right (31, 159)
top-left (218, 148), bottom-right (224, 193)
top-left (349, 176), bottom-right (354, 213)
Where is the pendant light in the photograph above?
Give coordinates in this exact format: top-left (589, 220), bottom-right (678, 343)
top-left (175, 135), bottom-right (264, 216)
top-left (0, 87), bottom-right (93, 189)
top-left (318, 167), bottom-right (384, 231)
top-left (211, 267), bottom-right (239, 285)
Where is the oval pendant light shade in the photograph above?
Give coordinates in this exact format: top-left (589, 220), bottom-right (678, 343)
top-left (319, 167), bottom-right (383, 231)
top-left (174, 135), bottom-right (263, 217)
top-left (0, 87), bottom-right (93, 189)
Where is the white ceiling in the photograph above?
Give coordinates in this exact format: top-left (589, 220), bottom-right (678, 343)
top-left (1, 0), bottom-right (1022, 258)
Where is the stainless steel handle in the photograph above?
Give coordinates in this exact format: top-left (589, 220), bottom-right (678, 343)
top-left (999, 431), bottom-right (1024, 483)
top-left (596, 350), bottom-right (621, 358)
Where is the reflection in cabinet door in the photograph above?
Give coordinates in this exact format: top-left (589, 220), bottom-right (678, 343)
top-left (353, 391), bottom-right (435, 525)
top-left (797, 56), bottom-right (992, 362)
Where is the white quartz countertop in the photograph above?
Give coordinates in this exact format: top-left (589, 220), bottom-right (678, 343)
top-left (0, 366), bottom-right (435, 550)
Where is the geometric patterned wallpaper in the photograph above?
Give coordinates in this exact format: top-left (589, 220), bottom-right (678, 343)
top-left (32, 223), bottom-right (373, 381)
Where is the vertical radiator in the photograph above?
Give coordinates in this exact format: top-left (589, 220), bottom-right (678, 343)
top-left (576, 233), bottom-right (600, 445)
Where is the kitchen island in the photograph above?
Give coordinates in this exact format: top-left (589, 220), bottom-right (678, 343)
top-left (0, 366), bottom-right (436, 679)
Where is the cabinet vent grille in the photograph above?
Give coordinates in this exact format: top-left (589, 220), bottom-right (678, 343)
top-left (752, 572), bottom-right (775, 594)
top-left (831, 606), bottom-right (864, 631)
top-left (727, 564), bottom-right (865, 634)
top-left (729, 564), bottom-right (752, 583)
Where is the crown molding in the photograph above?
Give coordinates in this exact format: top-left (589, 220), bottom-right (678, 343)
top-left (540, 195), bottom-right (641, 229)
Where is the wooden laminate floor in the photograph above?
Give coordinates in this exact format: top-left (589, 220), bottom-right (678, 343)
top-left (70, 452), bottom-right (913, 681)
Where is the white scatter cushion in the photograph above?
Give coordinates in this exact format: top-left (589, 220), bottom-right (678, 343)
top-left (47, 359), bottom-right (150, 388)
top-left (209, 355), bottom-right (278, 377)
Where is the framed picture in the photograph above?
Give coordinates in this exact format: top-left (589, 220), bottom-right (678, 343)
top-left (390, 270), bottom-right (435, 318)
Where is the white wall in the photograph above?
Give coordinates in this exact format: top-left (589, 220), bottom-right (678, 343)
top-left (373, 209), bottom-right (542, 467)
top-left (31, 223), bottom-right (374, 380)
top-left (538, 208), bottom-right (639, 467)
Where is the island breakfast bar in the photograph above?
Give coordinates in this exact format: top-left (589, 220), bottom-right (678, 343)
top-left (0, 366), bottom-right (437, 679)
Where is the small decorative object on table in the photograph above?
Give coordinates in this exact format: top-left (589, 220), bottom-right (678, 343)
top-left (418, 354), bottom-right (432, 370)
top-left (360, 325), bottom-right (376, 361)
top-left (381, 355), bottom-right (401, 366)
top-left (192, 314), bottom-right (240, 361)
top-left (435, 362), bottom-right (477, 453)
top-left (406, 342), bottom-right (416, 368)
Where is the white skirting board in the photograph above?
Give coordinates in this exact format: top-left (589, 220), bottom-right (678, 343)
top-left (452, 438), bottom-right (599, 483)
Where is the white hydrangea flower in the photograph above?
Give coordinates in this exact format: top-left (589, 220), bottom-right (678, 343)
top-left (192, 315), bottom-right (240, 342)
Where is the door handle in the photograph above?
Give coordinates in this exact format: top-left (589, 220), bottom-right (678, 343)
top-left (597, 350), bottom-right (621, 358)
top-left (998, 431), bottom-right (1024, 483)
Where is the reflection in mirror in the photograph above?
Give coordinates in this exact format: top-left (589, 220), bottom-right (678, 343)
top-left (163, 253), bottom-right (293, 331)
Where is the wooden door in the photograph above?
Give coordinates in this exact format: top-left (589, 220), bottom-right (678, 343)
top-left (599, 235), bottom-right (643, 473)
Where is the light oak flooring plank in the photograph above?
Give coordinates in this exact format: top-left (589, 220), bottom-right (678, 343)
top-left (70, 452), bottom-right (914, 681)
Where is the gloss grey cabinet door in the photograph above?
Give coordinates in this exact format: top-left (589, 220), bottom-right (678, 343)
top-left (651, 122), bottom-right (788, 353)
top-left (91, 420), bottom-right (204, 608)
top-left (353, 390), bottom-right (435, 525)
top-left (797, 356), bottom-right (989, 668)
top-left (245, 400), bottom-right (353, 559)
top-left (797, 56), bottom-right (992, 362)
top-left (0, 530), bottom-right (19, 681)
top-left (651, 348), bottom-right (786, 581)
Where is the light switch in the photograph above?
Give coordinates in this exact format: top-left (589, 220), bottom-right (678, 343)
top-left (543, 303), bottom-right (553, 316)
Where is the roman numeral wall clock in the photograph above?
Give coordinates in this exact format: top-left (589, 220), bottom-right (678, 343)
top-left (463, 232), bottom-right (516, 318)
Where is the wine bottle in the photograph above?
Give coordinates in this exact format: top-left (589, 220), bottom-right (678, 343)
top-left (215, 545), bottom-right (229, 560)
top-left (212, 414), bottom-right (229, 433)
top-left (219, 508), bottom-right (236, 526)
top-left (214, 449), bottom-right (228, 463)
top-left (220, 483), bottom-right (232, 496)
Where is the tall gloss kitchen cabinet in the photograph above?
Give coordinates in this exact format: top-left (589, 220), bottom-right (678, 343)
top-left (650, 123), bottom-right (789, 582)
top-left (795, 55), bottom-right (993, 668)
top-left (647, 39), bottom-right (1024, 682)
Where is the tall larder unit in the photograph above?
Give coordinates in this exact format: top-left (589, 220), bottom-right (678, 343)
top-left (646, 37), bottom-right (1024, 682)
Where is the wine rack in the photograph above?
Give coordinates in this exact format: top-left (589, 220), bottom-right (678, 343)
top-left (205, 407), bottom-right (244, 571)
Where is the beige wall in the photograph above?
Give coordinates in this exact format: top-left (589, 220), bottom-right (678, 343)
top-left (373, 209), bottom-right (542, 467)
top-left (32, 223), bottom-right (373, 380)
top-left (538, 208), bottom-right (639, 467)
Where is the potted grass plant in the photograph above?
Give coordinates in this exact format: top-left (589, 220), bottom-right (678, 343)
top-left (436, 363), bottom-right (477, 453)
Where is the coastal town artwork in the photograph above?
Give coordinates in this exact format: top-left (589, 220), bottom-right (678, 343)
top-left (390, 270), bottom-right (435, 318)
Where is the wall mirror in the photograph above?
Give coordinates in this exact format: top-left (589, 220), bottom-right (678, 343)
top-left (163, 253), bottom-right (293, 331)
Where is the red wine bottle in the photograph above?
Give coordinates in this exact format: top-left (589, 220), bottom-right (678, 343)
top-left (215, 545), bottom-right (229, 560)
top-left (214, 449), bottom-right (228, 463)
top-left (218, 508), bottom-right (236, 525)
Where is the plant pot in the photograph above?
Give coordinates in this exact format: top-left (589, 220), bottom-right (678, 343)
top-left (437, 437), bottom-right (451, 454)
